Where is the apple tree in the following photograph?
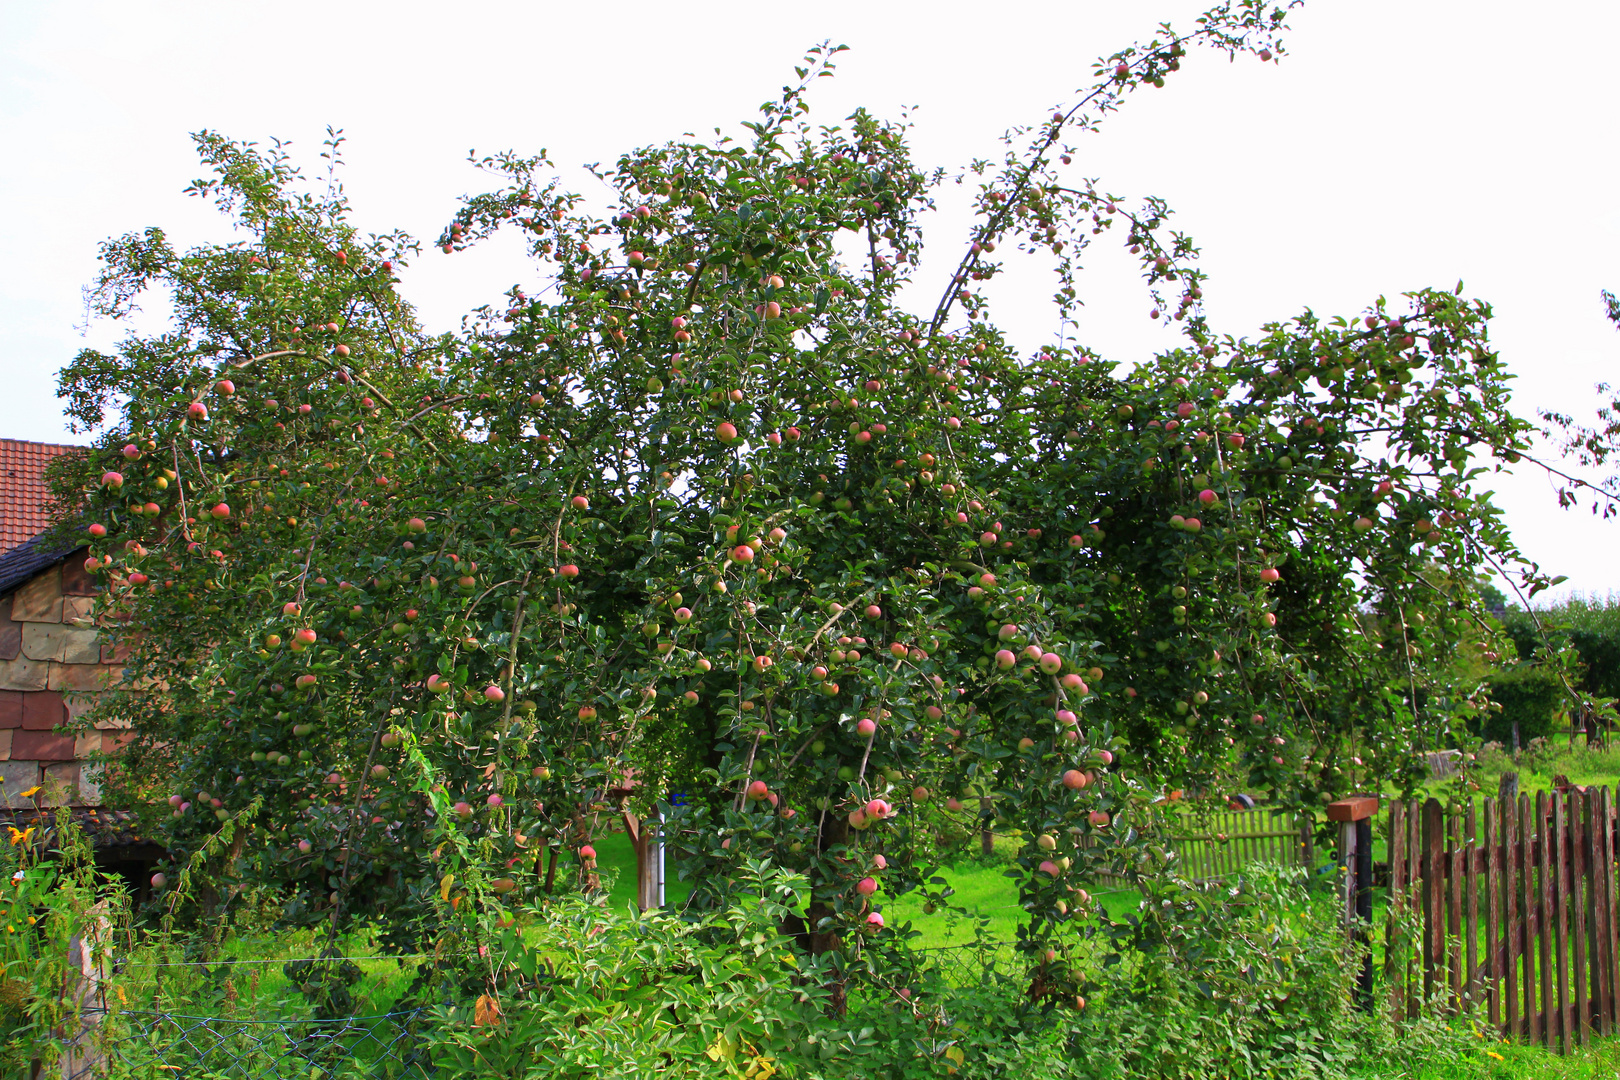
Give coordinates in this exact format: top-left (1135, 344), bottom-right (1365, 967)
top-left (56, 0), bottom-right (1547, 1003)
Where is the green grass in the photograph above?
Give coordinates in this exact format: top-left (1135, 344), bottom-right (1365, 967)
top-left (1403, 1034), bottom-right (1620, 1078)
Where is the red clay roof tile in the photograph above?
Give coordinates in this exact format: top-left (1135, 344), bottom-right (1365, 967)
top-left (0, 439), bottom-right (79, 554)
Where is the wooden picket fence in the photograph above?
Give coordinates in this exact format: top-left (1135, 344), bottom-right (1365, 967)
top-left (1385, 788), bottom-right (1620, 1052)
top-left (1172, 808), bottom-right (1313, 881)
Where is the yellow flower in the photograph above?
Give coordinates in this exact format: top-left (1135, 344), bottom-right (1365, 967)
top-left (1486, 1051), bottom-right (1504, 1061)
top-left (17, 786), bottom-right (40, 799)
top-left (6, 826), bottom-right (35, 847)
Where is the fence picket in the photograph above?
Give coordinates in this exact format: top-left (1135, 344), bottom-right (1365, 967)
top-left (1600, 787), bottom-right (1617, 1036)
top-left (1525, 793), bottom-right (1541, 1045)
top-left (1573, 789), bottom-right (1590, 1047)
top-left (1466, 799), bottom-right (1480, 1007)
top-left (1423, 799), bottom-right (1444, 1005)
top-left (1387, 800), bottom-right (1407, 1023)
top-left (1555, 792), bottom-right (1572, 1053)
top-left (1450, 806), bottom-right (1465, 1007)
top-left (1538, 791), bottom-right (1556, 1047)
top-left (1504, 791), bottom-right (1520, 1039)
top-left (1485, 796), bottom-right (1501, 1029)
top-left (1410, 798), bottom-right (1423, 1021)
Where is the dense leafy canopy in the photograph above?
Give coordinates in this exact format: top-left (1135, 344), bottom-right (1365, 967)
top-left (53, 0), bottom-right (1559, 986)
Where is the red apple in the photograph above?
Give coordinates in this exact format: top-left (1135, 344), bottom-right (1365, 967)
top-left (578, 706), bottom-right (597, 720)
top-left (747, 780), bottom-right (769, 800)
top-left (101, 471), bottom-right (124, 488)
top-left (558, 564), bottom-right (580, 579)
top-left (188, 402), bottom-right (209, 421)
top-left (995, 649), bottom-right (1017, 670)
top-left (1260, 568), bottom-right (1280, 583)
top-left (857, 717), bottom-right (877, 737)
top-left (856, 876), bottom-right (878, 896)
top-left (716, 421), bottom-right (738, 443)
top-left (571, 495), bottom-right (589, 510)
top-left (210, 503), bottom-right (231, 520)
top-left (87, 523), bottom-right (106, 537)
top-left (1061, 769), bottom-right (1087, 790)
top-left (484, 685), bottom-right (505, 702)
top-left (216, 379), bottom-right (235, 396)
top-left (121, 444), bottom-right (140, 460)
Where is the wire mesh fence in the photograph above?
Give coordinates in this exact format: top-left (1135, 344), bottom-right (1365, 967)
top-left (66, 1007), bottom-right (432, 1080)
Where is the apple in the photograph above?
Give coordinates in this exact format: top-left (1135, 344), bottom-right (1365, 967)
top-left (1056, 709), bottom-right (1078, 727)
top-left (371, 765), bottom-right (390, 780)
top-left (1038, 860), bottom-right (1060, 877)
top-left (995, 649), bottom-right (1016, 670)
top-left (558, 564), bottom-right (580, 579)
top-left (210, 503), bottom-right (231, 520)
top-left (856, 876), bottom-right (878, 897)
top-left (188, 402), bottom-right (209, 421)
top-left (453, 802), bottom-right (473, 819)
top-left (865, 799), bottom-right (890, 819)
top-left (151, 873), bottom-right (168, 888)
top-left (571, 495), bottom-right (589, 510)
top-left (532, 766), bottom-right (552, 779)
top-left (1039, 652), bottom-right (1063, 674)
top-left (752, 654), bottom-right (772, 672)
top-left (294, 628), bottom-right (318, 647)
top-left (426, 675), bottom-right (451, 693)
top-left (1061, 769), bottom-right (1088, 790)
top-left (216, 379), bottom-right (235, 396)
top-left (297, 839), bottom-right (313, 854)
top-left (866, 912), bottom-right (885, 928)
top-left (1198, 489), bottom-right (1217, 505)
top-left (578, 706), bottom-right (597, 720)
top-left (579, 845), bottom-right (596, 861)
top-left (87, 523), bottom-right (106, 538)
top-left (121, 444), bottom-right (140, 460)
top-left (487, 793), bottom-right (503, 807)
top-left (491, 878), bottom-right (516, 894)
top-left (857, 717), bottom-right (877, 737)
top-left (483, 685), bottom-right (506, 702)
top-left (1088, 810), bottom-right (1111, 828)
top-left (716, 421), bottom-right (738, 443)
top-left (1022, 645), bottom-right (1042, 662)
top-left (733, 545), bottom-right (754, 562)
top-left (101, 471), bottom-right (124, 488)
top-left (294, 674), bottom-right (317, 690)
top-left (407, 518), bottom-right (427, 533)
top-left (1354, 516), bottom-right (1374, 531)
top-left (979, 573), bottom-right (997, 588)
top-left (1260, 568), bottom-right (1281, 583)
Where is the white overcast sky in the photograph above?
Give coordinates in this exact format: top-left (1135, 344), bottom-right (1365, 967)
top-left (2, 0), bottom-right (1616, 604)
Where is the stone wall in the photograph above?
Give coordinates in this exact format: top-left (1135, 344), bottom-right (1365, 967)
top-left (0, 557), bottom-right (128, 807)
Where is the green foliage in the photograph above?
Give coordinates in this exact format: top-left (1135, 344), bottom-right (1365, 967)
top-left (1499, 597), bottom-right (1620, 701)
top-left (0, 805), bottom-right (130, 1076)
top-left (1070, 866), bottom-right (1474, 1080)
top-left (50, 1), bottom-right (1551, 999)
top-left (1480, 663), bottom-right (1565, 745)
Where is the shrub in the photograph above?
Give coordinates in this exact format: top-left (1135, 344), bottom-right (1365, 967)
top-left (1480, 663), bottom-right (1565, 745)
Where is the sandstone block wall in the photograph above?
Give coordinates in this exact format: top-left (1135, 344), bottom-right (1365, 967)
top-left (0, 559), bottom-right (125, 807)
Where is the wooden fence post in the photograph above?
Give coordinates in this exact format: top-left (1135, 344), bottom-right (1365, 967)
top-left (1328, 796), bottom-right (1379, 1008)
